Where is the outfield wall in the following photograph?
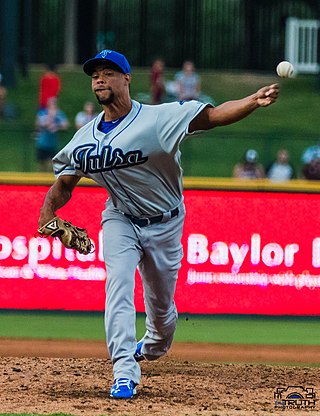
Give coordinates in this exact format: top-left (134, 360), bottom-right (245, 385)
top-left (1, 173), bottom-right (320, 315)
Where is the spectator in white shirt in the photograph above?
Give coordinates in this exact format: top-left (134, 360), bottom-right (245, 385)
top-left (75, 101), bottom-right (98, 130)
top-left (267, 149), bottom-right (295, 182)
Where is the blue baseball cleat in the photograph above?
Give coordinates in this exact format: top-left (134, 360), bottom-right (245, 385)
top-left (110, 378), bottom-right (137, 399)
top-left (134, 339), bottom-right (145, 362)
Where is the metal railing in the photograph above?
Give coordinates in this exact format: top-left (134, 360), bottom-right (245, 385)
top-left (8, 0), bottom-right (319, 70)
top-left (285, 17), bottom-right (320, 74)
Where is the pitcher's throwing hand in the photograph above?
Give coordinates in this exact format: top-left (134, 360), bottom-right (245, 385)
top-left (256, 83), bottom-right (280, 107)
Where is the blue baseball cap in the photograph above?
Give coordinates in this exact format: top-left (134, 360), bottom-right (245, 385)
top-left (245, 149), bottom-right (258, 162)
top-left (83, 50), bottom-right (131, 76)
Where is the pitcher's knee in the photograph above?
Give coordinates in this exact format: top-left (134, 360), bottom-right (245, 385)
top-left (148, 306), bottom-right (178, 335)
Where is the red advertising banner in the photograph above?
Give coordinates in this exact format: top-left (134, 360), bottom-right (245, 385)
top-left (1, 184), bottom-right (320, 314)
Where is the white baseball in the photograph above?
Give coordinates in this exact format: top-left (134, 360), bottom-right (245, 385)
top-left (276, 61), bottom-right (294, 78)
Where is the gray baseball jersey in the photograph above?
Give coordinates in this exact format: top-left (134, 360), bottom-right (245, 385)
top-left (53, 99), bottom-right (208, 216)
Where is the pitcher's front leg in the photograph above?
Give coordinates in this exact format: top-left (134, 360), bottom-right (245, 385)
top-left (103, 216), bottom-right (142, 385)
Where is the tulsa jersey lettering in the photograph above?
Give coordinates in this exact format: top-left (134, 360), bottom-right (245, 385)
top-left (53, 99), bottom-right (209, 216)
top-left (73, 143), bottom-right (148, 174)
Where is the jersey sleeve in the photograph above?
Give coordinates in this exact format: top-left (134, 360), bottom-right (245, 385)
top-left (52, 133), bottom-right (83, 179)
top-left (156, 100), bottom-right (211, 154)
top-left (52, 111), bottom-right (103, 179)
top-left (52, 151), bottom-right (78, 178)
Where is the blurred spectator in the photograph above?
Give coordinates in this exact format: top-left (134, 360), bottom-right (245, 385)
top-left (266, 149), bottom-right (295, 181)
top-left (0, 74), bottom-right (8, 119)
top-left (301, 142), bottom-right (320, 180)
top-left (38, 64), bottom-right (61, 109)
top-left (150, 58), bottom-right (165, 104)
top-left (233, 149), bottom-right (265, 179)
top-left (0, 73), bottom-right (16, 120)
top-left (75, 101), bottom-right (98, 130)
top-left (174, 60), bottom-right (201, 101)
top-left (302, 143), bottom-right (320, 164)
top-left (35, 98), bottom-right (69, 172)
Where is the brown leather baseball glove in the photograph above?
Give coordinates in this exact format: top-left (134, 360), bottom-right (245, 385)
top-left (37, 216), bottom-right (93, 255)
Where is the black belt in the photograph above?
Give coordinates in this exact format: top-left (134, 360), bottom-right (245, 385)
top-left (125, 207), bottom-right (179, 227)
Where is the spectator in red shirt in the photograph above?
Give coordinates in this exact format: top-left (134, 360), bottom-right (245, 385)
top-left (39, 64), bottom-right (61, 109)
top-left (150, 58), bottom-right (165, 104)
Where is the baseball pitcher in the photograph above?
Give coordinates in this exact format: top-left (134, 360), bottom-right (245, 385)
top-left (38, 49), bottom-right (279, 399)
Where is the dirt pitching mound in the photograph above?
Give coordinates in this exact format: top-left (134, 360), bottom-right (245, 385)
top-left (0, 339), bottom-right (319, 416)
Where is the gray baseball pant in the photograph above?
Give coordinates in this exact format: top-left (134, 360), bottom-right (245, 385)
top-left (102, 203), bottom-right (185, 384)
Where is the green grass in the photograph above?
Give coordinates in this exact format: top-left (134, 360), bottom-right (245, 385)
top-left (1, 67), bottom-right (319, 175)
top-left (1, 310), bottom-right (320, 346)
top-left (176, 314), bottom-right (320, 345)
top-left (0, 311), bottom-right (105, 340)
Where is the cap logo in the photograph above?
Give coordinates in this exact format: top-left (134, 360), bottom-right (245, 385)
top-left (100, 50), bottom-right (113, 58)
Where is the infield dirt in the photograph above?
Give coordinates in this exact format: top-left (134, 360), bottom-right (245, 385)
top-left (0, 339), bottom-right (319, 416)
